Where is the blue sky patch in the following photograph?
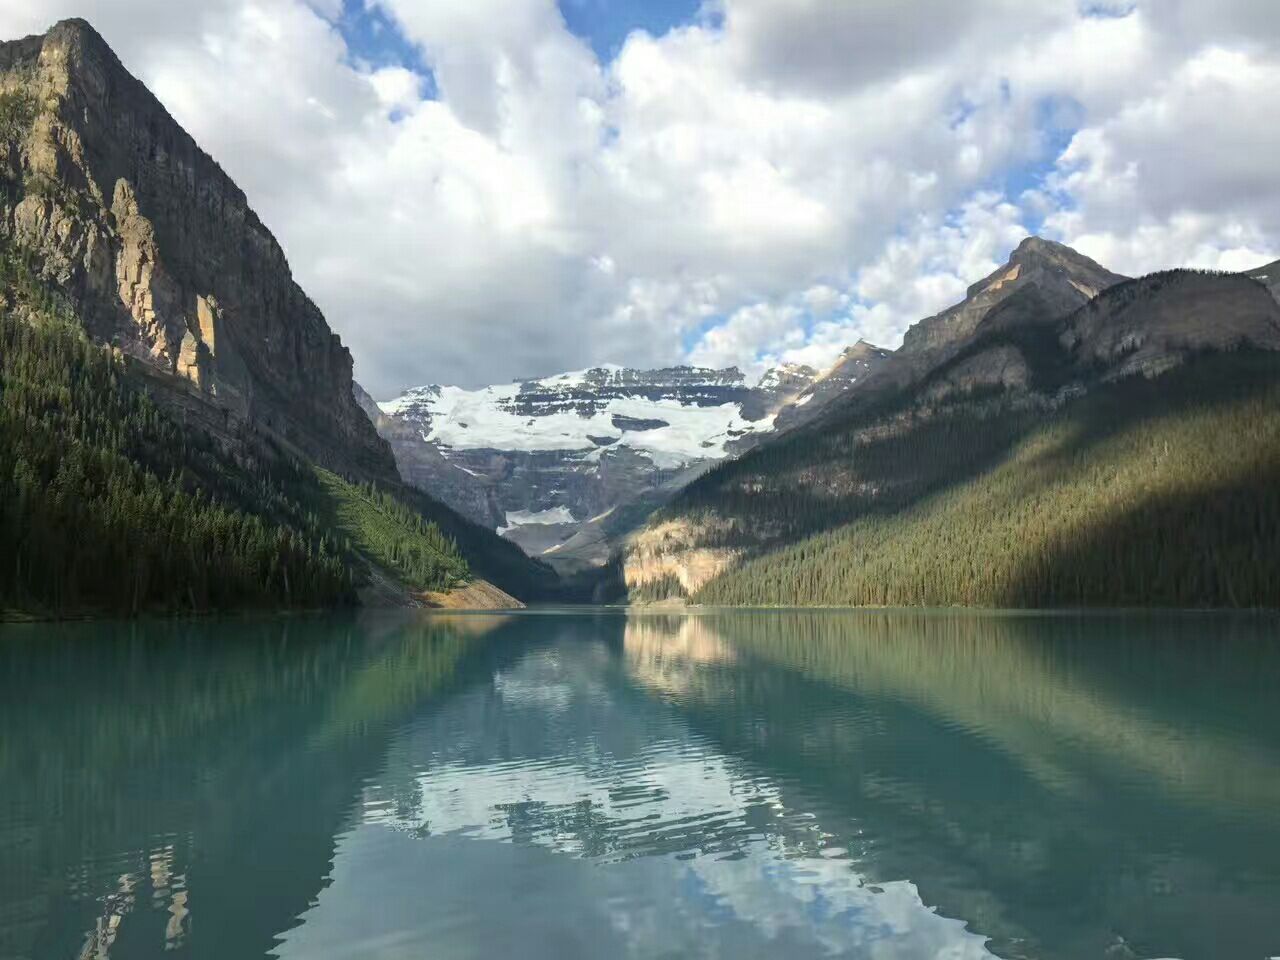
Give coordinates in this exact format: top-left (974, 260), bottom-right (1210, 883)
top-left (558, 0), bottom-right (706, 62)
top-left (333, 0), bottom-right (709, 97)
top-left (990, 95), bottom-right (1083, 229)
top-left (681, 312), bottom-right (727, 354)
top-left (336, 0), bottom-right (436, 96)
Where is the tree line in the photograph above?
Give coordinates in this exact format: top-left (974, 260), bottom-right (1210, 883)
top-left (0, 242), bottom-right (478, 615)
top-left (690, 352), bottom-right (1280, 608)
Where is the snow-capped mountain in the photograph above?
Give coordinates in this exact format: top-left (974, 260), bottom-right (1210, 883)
top-left (364, 364), bottom-right (820, 571)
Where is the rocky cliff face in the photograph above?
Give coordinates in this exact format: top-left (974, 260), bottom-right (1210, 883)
top-left (623, 517), bottom-right (741, 597)
top-left (0, 19), bottom-right (394, 479)
top-left (901, 237), bottom-right (1124, 357)
top-left (371, 363), bottom-right (817, 571)
top-left (773, 340), bottom-right (891, 431)
top-left (1063, 270), bottom-right (1280, 379)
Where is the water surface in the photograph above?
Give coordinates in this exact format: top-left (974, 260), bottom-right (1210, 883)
top-left (1, 610), bottom-right (1278, 959)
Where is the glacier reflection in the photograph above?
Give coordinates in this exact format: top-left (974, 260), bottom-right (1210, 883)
top-left (278, 619), bottom-right (995, 959)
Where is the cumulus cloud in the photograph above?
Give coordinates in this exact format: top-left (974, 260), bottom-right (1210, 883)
top-left (711, 192), bottom-right (1031, 378)
top-left (722, 0), bottom-right (1069, 96)
top-left (0, 0), bottom-right (1277, 393)
top-left (1044, 42), bottom-right (1280, 274)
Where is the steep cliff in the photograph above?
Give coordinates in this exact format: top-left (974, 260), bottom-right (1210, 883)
top-left (0, 19), bottom-right (393, 479)
top-left (0, 20), bottom-right (561, 613)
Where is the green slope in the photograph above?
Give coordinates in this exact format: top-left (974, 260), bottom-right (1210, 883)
top-left (689, 353), bottom-right (1280, 607)
top-left (310, 469), bottom-right (469, 593)
top-left (0, 250), bottom-right (554, 617)
top-left (307, 467), bottom-right (563, 601)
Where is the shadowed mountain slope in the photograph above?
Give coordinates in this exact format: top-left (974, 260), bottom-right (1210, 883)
top-left (620, 240), bottom-right (1280, 608)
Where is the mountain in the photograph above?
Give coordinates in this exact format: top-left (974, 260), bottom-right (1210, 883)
top-left (370, 363), bottom-right (819, 572)
top-left (902, 236), bottom-right (1124, 355)
top-left (768, 238), bottom-right (1119, 434)
top-left (620, 239), bottom-right (1280, 608)
top-left (773, 340), bottom-right (891, 431)
top-left (0, 19), bottom-right (554, 614)
top-left (1, 19), bottom-right (390, 480)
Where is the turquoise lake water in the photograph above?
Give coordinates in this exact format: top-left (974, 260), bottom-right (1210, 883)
top-left (1, 610), bottom-right (1278, 959)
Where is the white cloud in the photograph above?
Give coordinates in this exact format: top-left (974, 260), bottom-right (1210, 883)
top-left (369, 65), bottom-right (425, 112)
top-left (687, 301), bottom-right (803, 373)
top-left (685, 191), bottom-right (1030, 376)
top-left (801, 284), bottom-right (846, 317)
top-left (1, 0), bottom-right (1277, 393)
top-left (722, 0), bottom-right (1073, 96)
top-left (1043, 42), bottom-right (1280, 274)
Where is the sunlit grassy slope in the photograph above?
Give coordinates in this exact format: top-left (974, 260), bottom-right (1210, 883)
top-left (311, 468), bottom-right (469, 593)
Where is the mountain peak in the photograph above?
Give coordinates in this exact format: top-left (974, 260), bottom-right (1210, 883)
top-left (903, 239), bottom-right (1127, 357)
top-left (0, 15), bottom-right (395, 479)
top-left (47, 16), bottom-right (104, 41)
top-left (35, 18), bottom-right (121, 73)
top-left (842, 339), bottom-right (887, 360)
top-left (1007, 235), bottom-right (1119, 280)
top-left (954, 235), bottom-right (1126, 304)
top-left (1011, 234), bottom-right (1061, 255)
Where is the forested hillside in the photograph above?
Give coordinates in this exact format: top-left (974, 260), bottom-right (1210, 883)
top-left (623, 258), bottom-right (1280, 609)
top-left (0, 303), bottom-right (349, 615)
top-left (0, 250), bottom-right (552, 616)
top-left (0, 18), bottom-right (558, 617)
top-left (695, 353), bottom-right (1280, 607)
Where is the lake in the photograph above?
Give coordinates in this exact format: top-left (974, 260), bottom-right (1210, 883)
top-left (1, 610), bottom-right (1278, 959)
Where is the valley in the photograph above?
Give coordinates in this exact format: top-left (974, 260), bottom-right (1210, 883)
top-left (3, 6), bottom-right (1280, 960)
top-left (364, 236), bottom-right (1280, 610)
top-left (365, 362), bottom-right (827, 572)
top-left (1, 18), bottom-right (1278, 615)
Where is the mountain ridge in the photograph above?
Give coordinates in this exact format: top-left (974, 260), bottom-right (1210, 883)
top-left (369, 360), bottom-right (826, 571)
top-left (617, 238), bottom-right (1280, 607)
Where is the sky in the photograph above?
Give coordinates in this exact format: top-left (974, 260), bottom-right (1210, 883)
top-left (2, 0), bottom-right (1279, 395)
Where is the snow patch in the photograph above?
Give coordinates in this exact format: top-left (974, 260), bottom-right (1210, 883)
top-left (544, 364), bottom-right (625, 389)
top-left (586, 506), bottom-right (616, 524)
top-left (497, 506), bottom-right (577, 535)
top-left (399, 383), bottom-right (772, 469)
top-left (755, 362), bottom-right (811, 390)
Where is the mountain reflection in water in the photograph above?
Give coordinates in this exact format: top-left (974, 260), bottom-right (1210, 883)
top-left (1, 610), bottom-right (1277, 959)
